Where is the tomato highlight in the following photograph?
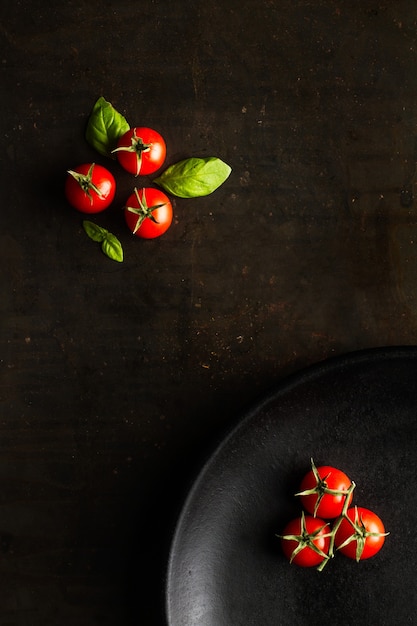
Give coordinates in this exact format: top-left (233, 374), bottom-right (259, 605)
top-left (65, 163), bottom-right (116, 214)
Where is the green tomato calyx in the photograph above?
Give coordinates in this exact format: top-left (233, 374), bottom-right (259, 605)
top-left (295, 458), bottom-right (355, 517)
top-left (278, 511), bottom-right (332, 571)
top-left (335, 506), bottom-right (390, 562)
top-left (125, 188), bottom-right (166, 234)
top-left (112, 128), bottom-right (151, 175)
top-left (67, 163), bottom-right (104, 204)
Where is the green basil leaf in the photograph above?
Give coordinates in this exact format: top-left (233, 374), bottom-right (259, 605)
top-left (85, 96), bottom-right (130, 158)
top-left (83, 221), bottom-right (123, 262)
top-left (101, 233), bottom-right (124, 263)
top-left (154, 157), bottom-right (232, 198)
top-left (82, 220), bottom-right (107, 242)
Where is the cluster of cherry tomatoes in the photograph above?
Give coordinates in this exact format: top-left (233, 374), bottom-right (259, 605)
top-left (64, 127), bottom-right (172, 239)
top-left (278, 459), bottom-right (388, 570)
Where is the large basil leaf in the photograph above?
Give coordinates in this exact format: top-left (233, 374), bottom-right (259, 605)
top-left (85, 97), bottom-right (130, 158)
top-left (154, 157), bottom-right (232, 198)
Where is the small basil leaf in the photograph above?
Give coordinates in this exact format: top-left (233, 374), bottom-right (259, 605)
top-left (85, 96), bottom-right (130, 158)
top-left (83, 220), bottom-right (107, 242)
top-left (154, 157), bottom-right (232, 198)
top-left (102, 233), bottom-right (124, 263)
top-left (83, 221), bottom-right (123, 262)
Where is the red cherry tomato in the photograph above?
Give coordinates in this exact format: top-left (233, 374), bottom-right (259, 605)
top-left (334, 506), bottom-right (388, 561)
top-left (124, 187), bottom-right (172, 239)
top-left (114, 127), bottom-right (166, 176)
top-left (65, 163), bottom-right (116, 213)
top-left (280, 512), bottom-right (331, 568)
top-left (296, 460), bottom-right (354, 519)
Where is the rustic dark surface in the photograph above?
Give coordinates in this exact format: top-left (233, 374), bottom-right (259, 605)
top-left (1, 1), bottom-right (417, 624)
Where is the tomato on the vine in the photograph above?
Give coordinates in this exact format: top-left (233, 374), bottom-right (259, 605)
top-left (114, 127), bottom-right (166, 176)
top-left (279, 512), bottom-right (331, 568)
top-left (296, 459), bottom-right (354, 519)
top-left (334, 506), bottom-right (388, 561)
top-left (65, 163), bottom-right (116, 213)
top-left (124, 187), bottom-right (173, 239)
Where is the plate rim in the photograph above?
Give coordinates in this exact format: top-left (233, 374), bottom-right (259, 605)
top-left (165, 344), bottom-right (417, 624)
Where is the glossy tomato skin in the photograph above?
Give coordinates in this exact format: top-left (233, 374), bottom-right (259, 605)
top-left (124, 187), bottom-right (173, 239)
top-left (280, 515), bottom-right (331, 567)
top-left (115, 127), bottom-right (166, 176)
top-left (298, 465), bottom-right (353, 519)
top-left (65, 163), bottom-right (116, 213)
top-left (334, 506), bottom-right (387, 561)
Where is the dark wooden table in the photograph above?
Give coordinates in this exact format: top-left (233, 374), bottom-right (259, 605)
top-left (2, 1), bottom-right (417, 624)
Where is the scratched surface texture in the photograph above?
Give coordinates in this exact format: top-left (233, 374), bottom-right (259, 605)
top-left (1, 1), bottom-right (417, 624)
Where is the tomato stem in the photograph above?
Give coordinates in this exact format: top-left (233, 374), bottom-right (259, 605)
top-left (327, 482), bottom-right (356, 559)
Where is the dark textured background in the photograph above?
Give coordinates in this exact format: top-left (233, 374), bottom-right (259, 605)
top-left (1, 1), bottom-right (417, 624)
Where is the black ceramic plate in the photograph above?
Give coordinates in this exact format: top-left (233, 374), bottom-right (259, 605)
top-left (166, 347), bottom-right (417, 626)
